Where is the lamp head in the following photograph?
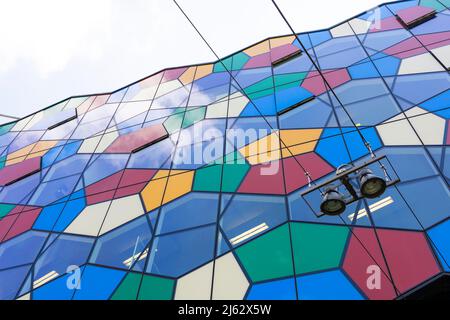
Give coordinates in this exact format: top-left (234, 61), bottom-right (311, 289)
top-left (320, 186), bottom-right (346, 216)
top-left (359, 168), bottom-right (387, 199)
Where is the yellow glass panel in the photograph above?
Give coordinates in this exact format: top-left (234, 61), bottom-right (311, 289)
top-left (27, 140), bottom-right (59, 159)
top-left (280, 129), bottom-right (322, 158)
top-left (195, 64), bottom-right (213, 81)
top-left (179, 67), bottom-right (197, 85)
top-left (270, 36), bottom-right (295, 48)
top-left (163, 171), bottom-right (194, 204)
top-left (6, 143), bottom-right (36, 165)
top-left (239, 132), bottom-right (281, 165)
top-left (141, 170), bottom-right (194, 212)
top-left (244, 40), bottom-right (270, 57)
top-left (141, 178), bottom-right (167, 212)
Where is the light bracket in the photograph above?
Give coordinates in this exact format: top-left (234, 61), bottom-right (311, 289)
top-left (301, 155), bottom-right (400, 218)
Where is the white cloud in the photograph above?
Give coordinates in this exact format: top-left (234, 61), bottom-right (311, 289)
top-left (0, 0), bottom-right (386, 117)
top-left (0, 0), bottom-right (114, 76)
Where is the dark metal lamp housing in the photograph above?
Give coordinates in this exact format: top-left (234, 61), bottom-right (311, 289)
top-left (301, 155), bottom-right (401, 218)
top-left (320, 186), bottom-right (346, 216)
top-left (359, 168), bottom-right (387, 199)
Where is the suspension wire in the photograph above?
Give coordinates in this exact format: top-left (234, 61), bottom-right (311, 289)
top-left (345, 13), bottom-right (450, 272)
top-left (0, 114), bottom-right (20, 120)
top-left (172, 0), bottom-right (401, 293)
top-left (270, 0), bottom-right (376, 158)
top-left (269, 1), bottom-right (408, 294)
top-left (303, 26), bottom-right (400, 294)
top-left (172, 0), bottom-right (315, 183)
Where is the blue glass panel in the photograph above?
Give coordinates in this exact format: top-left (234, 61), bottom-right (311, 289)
top-left (128, 138), bottom-right (174, 170)
top-left (157, 193), bottom-right (219, 235)
top-left (276, 87), bottom-right (314, 114)
top-left (0, 265), bottom-right (30, 300)
top-left (42, 143), bottom-right (65, 168)
top-left (411, 11), bottom-right (450, 35)
top-left (342, 127), bottom-right (382, 160)
top-left (83, 154), bottom-right (129, 186)
top-left (44, 155), bottom-right (90, 182)
top-left (247, 278), bottom-right (297, 300)
top-left (420, 89), bottom-right (450, 119)
top-left (189, 84), bottom-right (230, 106)
top-left (90, 216), bottom-right (151, 270)
top-left (34, 191), bottom-right (86, 232)
top-left (54, 140), bottom-right (82, 163)
top-left (193, 72), bottom-right (230, 92)
top-left (382, 147), bottom-right (438, 182)
top-left (361, 29), bottom-right (410, 51)
top-left (220, 194), bottom-right (287, 247)
top-left (8, 131), bottom-right (44, 153)
top-left (33, 268), bottom-right (83, 300)
top-left (109, 88), bottom-right (127, 103)
top-left (273, 54), bottom-right (313, 75)
top-left (147, 225), bottom-right (216, 278)
top-left (33, 202), bottom-right (65, 231)
top-left (293, 34), bottom-right (313, 50)
top-left (391, 72), bottom-right (450, 108)
top-left (177, 119), bottom-right (226, 146)
top-left (297, 270), bottom-right (364, 300)
top-left (349, 61), bottom-right (379, 79)
top-left (355, 188), bottom-right (423, 230)
top-left (28, 109), bottom-right (77, 131)
top-left (397, 176), bottom-right (450, 229)
top-left (444, 148), bottom-right (450, 183)
top-left (0, 173), bottom-right (41, 205)
top-left (335, 94), bottom-right (400, 126)
top-left (33, 234), bottom-right (94, 281)
top-left (240, 95), bottom-right (276, 117)
top-left (309, 30), bottom-right (332, 46)
top-left (386, 0), bottom-right (418, 13)
top-left (350, 54), bottom-right (400, 78)
top-left (279, 96), bottom-right (332, 129)
top-left (0, 231), bottom-right (47, 270)
top-left (316, 128), bottom-right (382, 167)
top-left (29, 174), bottom-right (80, 206)
top-left (233, 68), bottom-right (272, 88)
top-left (73, 265), bottom-right (125, 300)
top-left (0, 132), bottom-right (18, 148)
top-left (428, 219), bottom-right (450, 272)
top-left (153, 87), bottom-right (190, 109)
top-left (318, 46), bottom-right (367, 69)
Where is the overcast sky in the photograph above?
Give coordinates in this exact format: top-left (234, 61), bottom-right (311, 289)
top-left (0, 0), bottom-right (386, 120)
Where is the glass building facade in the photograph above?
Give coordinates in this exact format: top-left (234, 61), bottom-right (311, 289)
top-left (0, 0), bottom-right (449, 300)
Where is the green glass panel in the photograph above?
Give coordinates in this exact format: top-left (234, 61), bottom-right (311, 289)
top-left (193, 152), bottom-right (250, 192)
top-left (164, 112), bottom-right (184, 134)
top-left (236, 224), bottom-right (294, 282)
top-left (291, 223), bottom-right (349, 275)
top-left (222, 153), bottom-right (250, 192)
top-left (111, 272), bottom-right (142, 300)
top-left (232, 52), bottom-right (250, 71)
top-left (274, 72), bottom-right (308, 90)
top-left (0, 204), bottom-right (15, 221)
top-left (193, 165), bottom-right (222, 192)
top-left (420, 0), bottom-right (446, 11)
top-left (138, 275), bottom-right (175, 300)
top-left (214, 57), bottom-right (233, 73)
top-left (182, 107), bottom-right (206, 128)
top-left (0, 123), bottom-right (14, 136)
top-left (244, 78), bottom-right (275, 100)
top-left (0, 156), bottom-right (5, 169)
